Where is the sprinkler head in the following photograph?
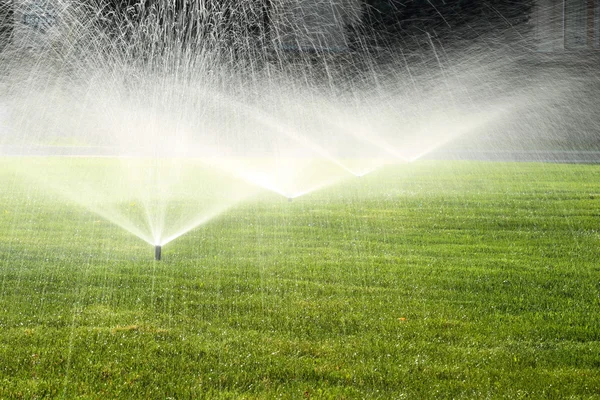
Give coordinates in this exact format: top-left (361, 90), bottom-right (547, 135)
top-left (155, 245), bottom-right (162, 261)
top-left (288, 197), bottom-right (293, 203)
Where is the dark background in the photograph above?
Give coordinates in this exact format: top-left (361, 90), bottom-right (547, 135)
top-left (362, 0), bottom-right (532, 46)
top-left (0, 0), bottom-right (534, 51)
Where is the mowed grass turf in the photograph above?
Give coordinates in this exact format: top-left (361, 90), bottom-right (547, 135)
top-left (0, 159), bottom-right (599, 399)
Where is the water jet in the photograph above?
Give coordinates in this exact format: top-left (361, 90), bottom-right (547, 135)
top-left (0, 0), bottom-right (570, 259)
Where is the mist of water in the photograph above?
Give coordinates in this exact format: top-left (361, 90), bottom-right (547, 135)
top-left (0, 0), bottom-right (585, 250)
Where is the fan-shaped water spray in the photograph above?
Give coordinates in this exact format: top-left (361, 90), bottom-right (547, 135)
top-left (0, 0), bottom-right (577, 258)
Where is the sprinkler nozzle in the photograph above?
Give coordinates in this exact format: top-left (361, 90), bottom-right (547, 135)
top-left (155, 245), bottom-right (162, 261)
top-left (288, 197), bottom-right (293, 203)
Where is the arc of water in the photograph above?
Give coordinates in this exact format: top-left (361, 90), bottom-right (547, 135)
top-left (202, 88), bottom-right (359, 176)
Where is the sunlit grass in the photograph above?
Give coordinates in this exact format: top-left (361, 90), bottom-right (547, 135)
top-left (0, 160), bottom-right (599, 398)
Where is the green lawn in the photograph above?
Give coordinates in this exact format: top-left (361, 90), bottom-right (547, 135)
top-left (1, 160), bottom-right (599, 399)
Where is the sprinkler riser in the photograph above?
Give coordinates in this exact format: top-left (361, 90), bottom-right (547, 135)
top-left (155, 245), bottom-right (162, 261)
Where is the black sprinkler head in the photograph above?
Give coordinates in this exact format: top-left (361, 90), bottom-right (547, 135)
top-left (288, 198), bottom-right (293, 203)
top-left (155, 245), bottom-right (162, 261)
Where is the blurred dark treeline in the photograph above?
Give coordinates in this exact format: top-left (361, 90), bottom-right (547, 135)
top-left (0, 0), bottom-right (534, 51)
top-left (102, 0), bottom-right (534, 48)
top-left (0, 0), bottom-right (12, 50)
top-left (361, 0), bottom-right (533, 49)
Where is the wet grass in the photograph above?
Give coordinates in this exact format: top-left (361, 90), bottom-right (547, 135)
top-left (1, 160), bottom-right (600, 399)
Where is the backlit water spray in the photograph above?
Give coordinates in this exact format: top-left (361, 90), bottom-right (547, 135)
top-left (0, 0), bottom-right (582, 259)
